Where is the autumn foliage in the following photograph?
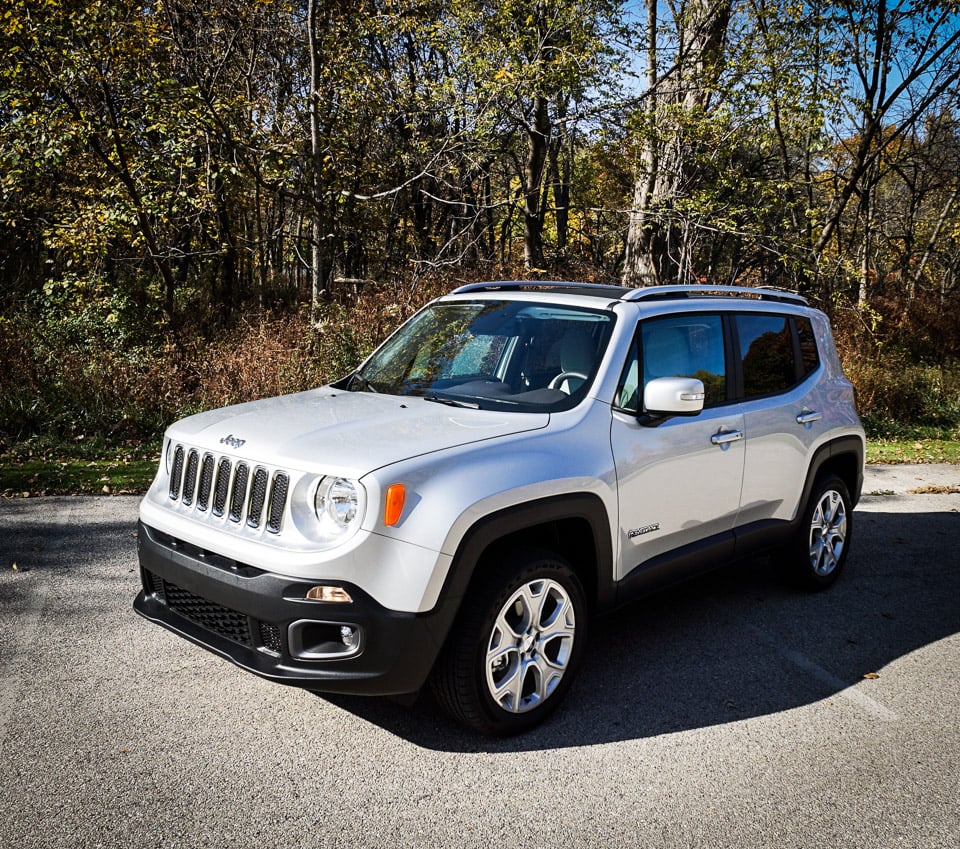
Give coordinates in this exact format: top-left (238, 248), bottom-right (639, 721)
top-left (1, 1), bottom-right (959, 447)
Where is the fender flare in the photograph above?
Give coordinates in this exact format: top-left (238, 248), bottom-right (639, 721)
top-left (423, 492), bottom-right (615, 649)
top-left (797, 435), bottom-right (865, 518)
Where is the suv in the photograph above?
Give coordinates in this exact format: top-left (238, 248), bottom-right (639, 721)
top-left (134, 282), bottom-right (865, 735)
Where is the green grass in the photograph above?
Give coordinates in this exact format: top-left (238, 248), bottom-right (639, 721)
top-left (1, 433), bottom-right (957, 499)
top-left (863, 417), bottom-right (960, 463)
top-left (0, 436), bottom-right (160, 497)
top-left (865, 438), bottom-right (960, 464)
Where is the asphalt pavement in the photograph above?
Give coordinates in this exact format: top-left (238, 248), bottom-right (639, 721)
top-left (0, 465), bottom-right (958, 848)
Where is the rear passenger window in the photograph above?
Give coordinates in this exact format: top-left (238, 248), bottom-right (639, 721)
top-left (736, 314), bottom-right (795, 397)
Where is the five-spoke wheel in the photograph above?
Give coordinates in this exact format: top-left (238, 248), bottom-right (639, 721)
top-left (788, 474), bottom-right (852, 589)
top-left (431, 548), bottom-right (587, 736)
top-left (484, 576), bottom-right (577, 714)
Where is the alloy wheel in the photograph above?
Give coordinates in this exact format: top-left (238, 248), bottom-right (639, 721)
top-left (809, 489), bottom-right (847, 576)
top-left (484, 578), bottom-right (576, 714)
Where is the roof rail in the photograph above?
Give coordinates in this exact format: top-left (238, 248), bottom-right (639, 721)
top-left (451, 280), bottom-right (629, 297)
top-left (448, 281), bottom-right (808, 307)
top-left (623, 285), bottom-right (808, 306)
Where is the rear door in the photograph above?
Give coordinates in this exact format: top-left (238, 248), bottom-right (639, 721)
top-left (733, 312), bottom-right (824, 526)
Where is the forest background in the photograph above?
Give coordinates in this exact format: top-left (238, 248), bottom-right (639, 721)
top-left (2, 0), bottom-right (960, 493)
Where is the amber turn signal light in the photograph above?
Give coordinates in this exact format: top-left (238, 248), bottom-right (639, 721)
top-left (384, 483), bottom-right (406, 526)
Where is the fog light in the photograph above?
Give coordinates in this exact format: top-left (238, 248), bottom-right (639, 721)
top-left (340, 625), bottom-right (359, 649)
top-left (288, 620), bottom-right (362, 659)
top-left (305, 585), bottom-right (353, 603)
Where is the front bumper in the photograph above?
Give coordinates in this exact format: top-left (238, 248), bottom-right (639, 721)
top-left (133, 521), bottom-right (452, 696)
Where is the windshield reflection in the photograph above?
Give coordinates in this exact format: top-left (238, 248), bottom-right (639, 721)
top-left (348, 300), bottom-right (615, 413)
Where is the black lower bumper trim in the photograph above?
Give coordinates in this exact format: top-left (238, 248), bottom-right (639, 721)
top-left (133, 522), bottom-right (451, 696)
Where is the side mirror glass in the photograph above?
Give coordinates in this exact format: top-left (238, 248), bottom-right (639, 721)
top-left (643, 377), bottom-right (705, 416)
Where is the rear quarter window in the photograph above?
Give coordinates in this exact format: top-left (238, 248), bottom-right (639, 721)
top-left (796, 316), bottom-right (820, 379)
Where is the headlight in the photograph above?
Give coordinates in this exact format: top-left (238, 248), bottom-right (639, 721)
top-left (313, 476), bottom-right (364, 542)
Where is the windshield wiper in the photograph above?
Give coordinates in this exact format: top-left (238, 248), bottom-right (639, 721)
top-left (348, 372), bottom-right (378, 393)
top-left (424, 395), bottom-right (480, 409)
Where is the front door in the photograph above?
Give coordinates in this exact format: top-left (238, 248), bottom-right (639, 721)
top-left (611, 313), bottom-right (745, 581)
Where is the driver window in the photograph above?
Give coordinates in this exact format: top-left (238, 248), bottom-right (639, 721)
top-left (641, 315), bottom-right (727, 406)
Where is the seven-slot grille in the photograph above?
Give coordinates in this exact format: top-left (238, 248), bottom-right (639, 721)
top-left (168, 444), bottom-right (289, 534)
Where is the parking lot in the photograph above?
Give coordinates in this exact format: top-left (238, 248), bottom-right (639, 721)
top-left (1, 465), bottom-right (958, 848)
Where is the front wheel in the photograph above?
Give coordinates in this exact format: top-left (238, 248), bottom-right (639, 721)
top-left (787, 474), bottom-right (852, 590)
top-left (431, 548), bottom-right (587, 736)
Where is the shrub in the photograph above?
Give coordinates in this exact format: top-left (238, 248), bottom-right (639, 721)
top-left (4, 270), bottom-right (958, 447)
top-left (845, 356), bottom-right (960, 438)
top-left (0, 276), bottom-right (448, 443)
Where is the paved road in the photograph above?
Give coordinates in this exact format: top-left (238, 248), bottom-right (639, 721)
top-left (1, 466), bottom-right (958, 848)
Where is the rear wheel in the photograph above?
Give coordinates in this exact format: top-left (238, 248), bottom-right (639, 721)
top-left (431, 548), bottom-right (587, 736)
top-left (788, 474), bottom-right (852, 590)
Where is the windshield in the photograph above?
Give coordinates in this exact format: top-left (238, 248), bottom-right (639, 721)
top-left (345, 300), bottom-right (615, 412)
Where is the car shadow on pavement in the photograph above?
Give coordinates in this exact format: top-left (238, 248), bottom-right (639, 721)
top-left (324, 508), bottom-right (960, 752)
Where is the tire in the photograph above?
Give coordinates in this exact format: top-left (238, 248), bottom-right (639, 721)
top-left (431, 548), bottom-right (587, 736)
top-left (787, 474), bottom-right (852, 590)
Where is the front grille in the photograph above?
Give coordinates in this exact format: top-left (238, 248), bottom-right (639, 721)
top-left (229, 463), bottom-right (249, 523)
top-left (247, 468), bottom-right (269, 528)
top-left (144, 568), bottom-right (285, 655)
top-left (259, 622), bottom-right (284, 655)
top-left (182, 449), bottom-right (200, 506)
top-left (213, 457), bottom-right (231, 516)
top-left (167, 443), bottom-right (289, 533)
top-left (163, 579), bottom-right (252, 646)
top-left (169, 446), bottom-right (184, 499)
top-left (267, 474), bottom-right (289, 534)
top-left (197, 454), bottom-right (215, 511)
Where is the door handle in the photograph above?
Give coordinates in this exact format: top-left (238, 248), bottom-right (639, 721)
top-left (711, 429), bottom-right (744, 447)
top-left (796, 410), bottom-right (823, 426)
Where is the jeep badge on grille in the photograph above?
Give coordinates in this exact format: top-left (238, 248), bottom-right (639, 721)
top-left (219, 434), bottom-right (246, 449)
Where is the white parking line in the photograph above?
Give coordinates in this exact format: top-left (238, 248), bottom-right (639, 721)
top-left (741, 619), bottom-right (898, 721)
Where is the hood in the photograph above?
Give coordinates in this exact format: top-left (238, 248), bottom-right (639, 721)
top-left (165, 387), bottom-right (550, 478)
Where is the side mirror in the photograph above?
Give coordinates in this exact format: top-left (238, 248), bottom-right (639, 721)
top-left (643, 377), bottom-right (705, 416)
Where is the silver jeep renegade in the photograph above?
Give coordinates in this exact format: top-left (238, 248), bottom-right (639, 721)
top-left (134, 282), bottom-right (865, 735)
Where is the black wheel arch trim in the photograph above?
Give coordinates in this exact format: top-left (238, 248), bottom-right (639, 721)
top-left (799, 434), bottom-right (865, 515)
top-left (431, 438), bottom-right (860, 650)
top-left (437, 492), bottom-right (616, 624)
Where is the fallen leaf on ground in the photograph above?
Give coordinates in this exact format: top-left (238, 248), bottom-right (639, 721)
top-left (906, 484), bottom-right (960, 494)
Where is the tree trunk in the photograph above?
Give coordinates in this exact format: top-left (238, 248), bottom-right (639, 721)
top-left (622, 0), bottom-right (660, 286)
top-left (911, 184), bottom-right (959, 300)
top-left (549, 98), bottom-right (572, 260)
top-left (622, 0), bottom-right (732, 288)
top-left (307, 0), bottom-right (326, 323)
top-left (523, 94), bottom-right (550, 273)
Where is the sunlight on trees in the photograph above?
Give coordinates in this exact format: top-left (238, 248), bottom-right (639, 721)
top-left (1, 0), bottom-right (959, 439)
